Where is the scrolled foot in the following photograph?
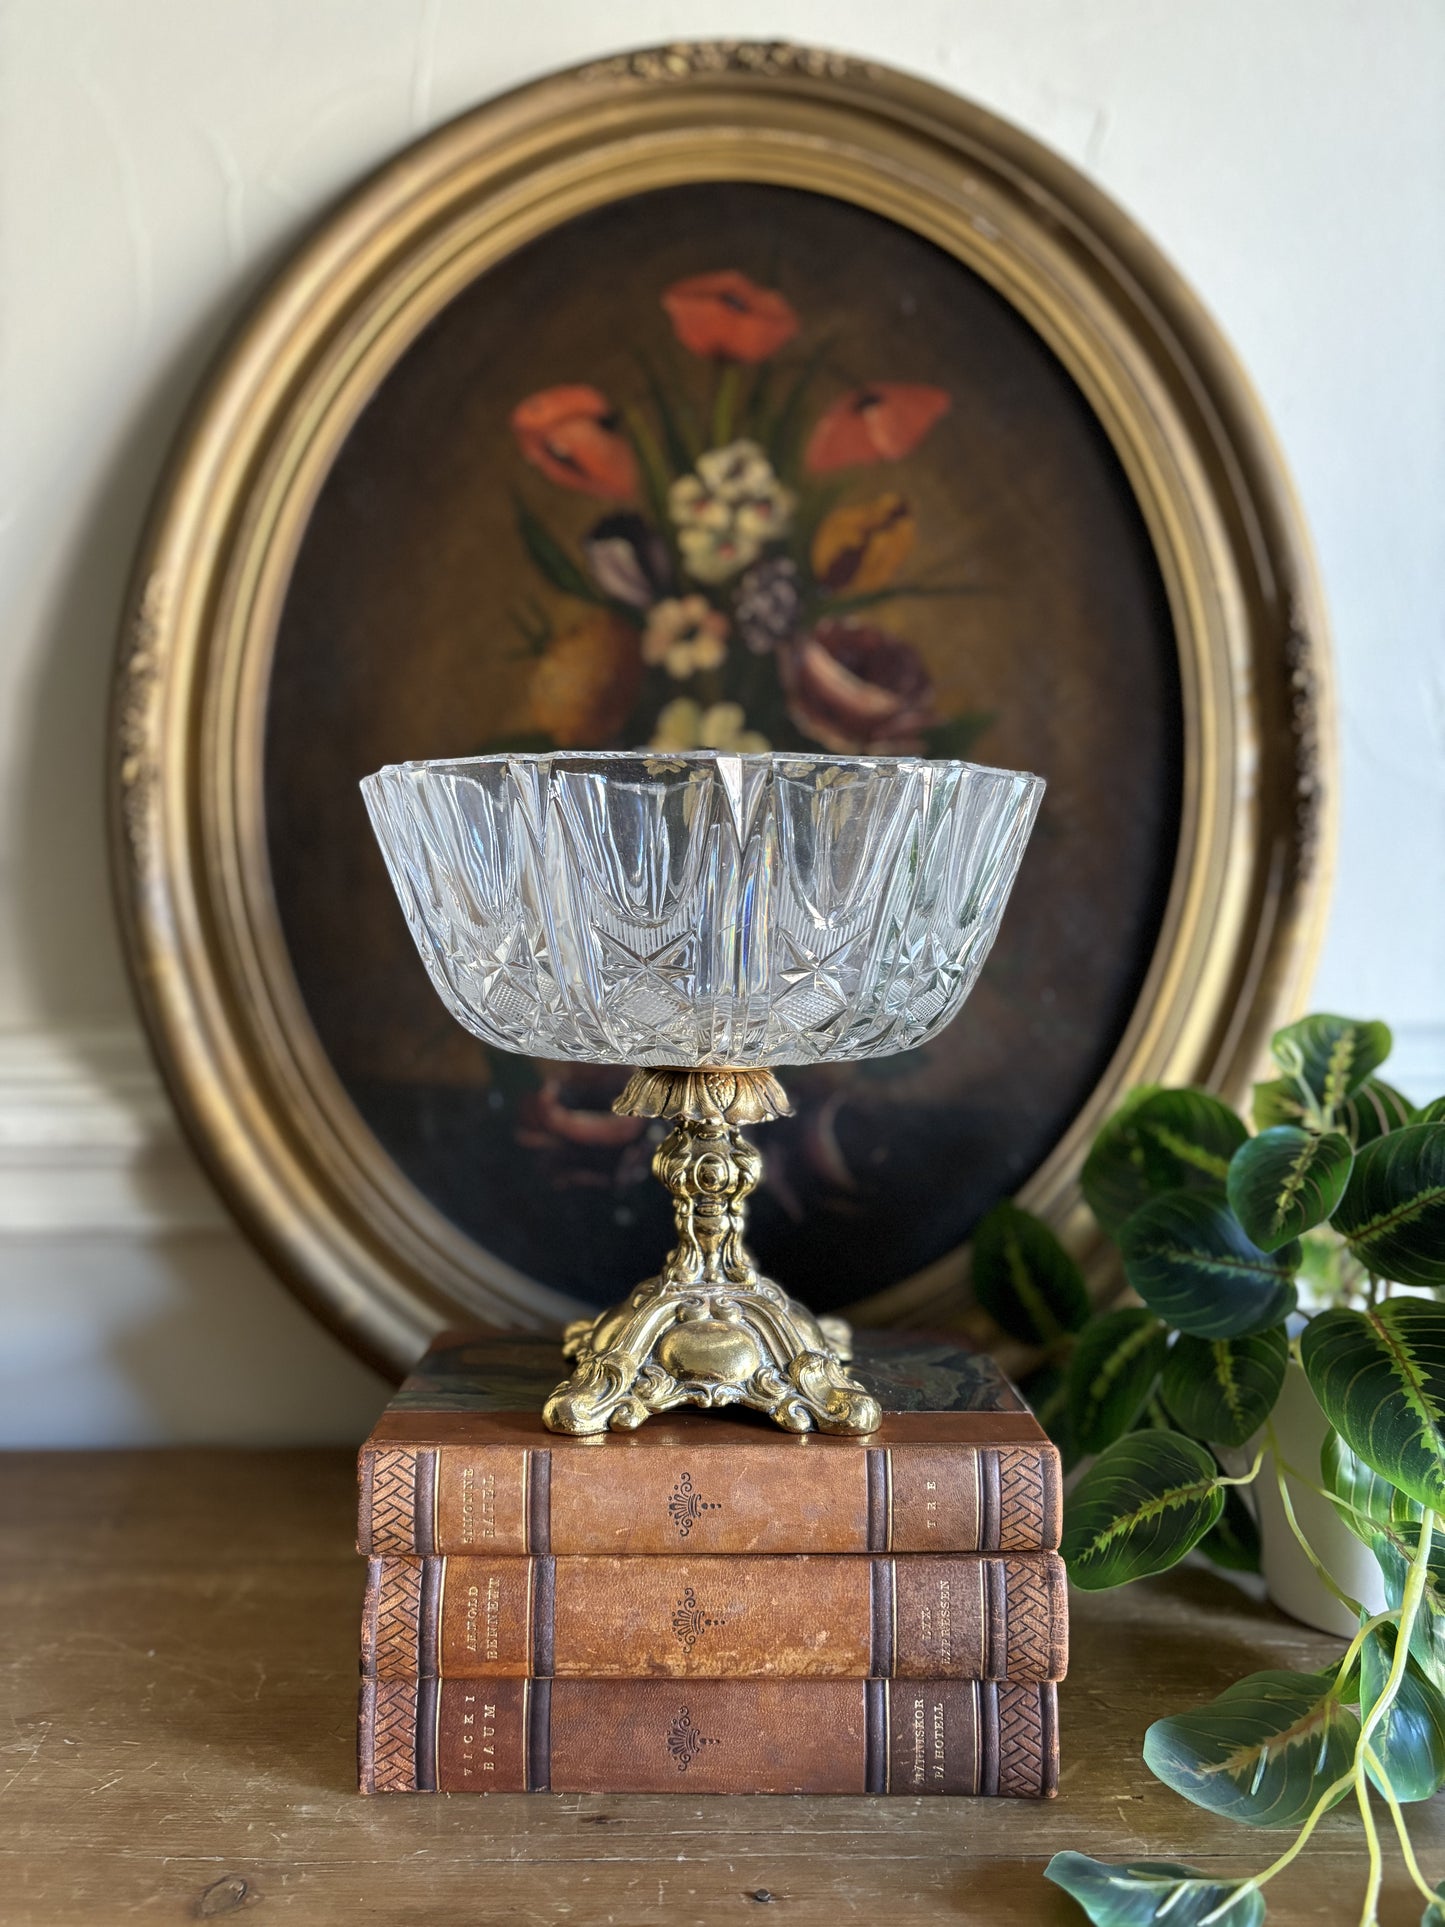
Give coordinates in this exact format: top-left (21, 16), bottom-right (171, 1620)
top-left (749, 1348), bottom-right (883, 1435)
top-left (542, 1348), bottom-right (642, 1436)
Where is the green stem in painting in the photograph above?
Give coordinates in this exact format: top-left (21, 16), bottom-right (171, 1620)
top-left (711, 362), bottom-right (741, 448)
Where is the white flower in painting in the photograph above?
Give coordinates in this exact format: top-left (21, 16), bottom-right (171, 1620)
top-left (676, 525), bottom-right (762, 585)
top-left (642, 597), bottom-right (730, 679)
top-left (650, 697), bottom-right (770, 754)
top-left (668, 474), bottom-right (732, 532)
top-left (695, 440), bottom-right (777, 502)
top-left (669, 440), bottom-right (795, 584)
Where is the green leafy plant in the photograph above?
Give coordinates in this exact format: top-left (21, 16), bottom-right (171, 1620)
top-left (971, 1014), bottom-right (1445, 1925)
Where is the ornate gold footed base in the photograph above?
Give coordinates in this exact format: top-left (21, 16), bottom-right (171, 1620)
top-left (542, 1068), bottom-right (882, 1438)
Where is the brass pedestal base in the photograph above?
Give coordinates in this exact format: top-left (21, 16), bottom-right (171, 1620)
top-left (542, 1068), bottom-right (882, 1438)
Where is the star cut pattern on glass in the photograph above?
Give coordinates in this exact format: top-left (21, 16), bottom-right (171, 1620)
top-left (362, 750), bottom-right (1044, 1070)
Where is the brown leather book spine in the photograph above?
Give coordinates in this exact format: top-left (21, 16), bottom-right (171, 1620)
top-left (358, 1677), bottom-right (1058, 1795)
top-left (357, 1439), bottom-right (1061, 1556)
top-left (361, 1553), bottom-right (1067, 1682)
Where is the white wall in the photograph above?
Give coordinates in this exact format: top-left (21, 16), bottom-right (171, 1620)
top-left (1, 0), bottom-right (1441, 1443)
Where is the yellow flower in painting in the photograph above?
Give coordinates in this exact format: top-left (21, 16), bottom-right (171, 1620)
top-left (529, 610), bottom-right (641, 746)
top-left (810, 493), bottom-right (917, 596)
top-left (650, 697), bottom-right (770, 754)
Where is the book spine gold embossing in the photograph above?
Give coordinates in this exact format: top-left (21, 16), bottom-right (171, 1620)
top-left (358, 1439), bottom-right (1062, 1557)
top-left (360, 1678), bottom-right (1059, 1796)
top-left (362, 1553), bottom-right (1066, 1682)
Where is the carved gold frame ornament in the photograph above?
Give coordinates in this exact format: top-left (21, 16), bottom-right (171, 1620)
top-left (109, 42), bottom-right (1334, 1379)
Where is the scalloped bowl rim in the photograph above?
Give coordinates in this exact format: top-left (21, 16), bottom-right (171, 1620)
top-left (363, 748), bottom-right (1046, 789)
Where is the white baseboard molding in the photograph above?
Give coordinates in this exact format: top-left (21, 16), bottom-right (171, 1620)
top-left (0, 1023), bottom-right (228, 1236)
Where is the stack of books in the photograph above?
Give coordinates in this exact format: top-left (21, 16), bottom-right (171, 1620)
top-left (356, 1331), bottom-right (1066, 1796)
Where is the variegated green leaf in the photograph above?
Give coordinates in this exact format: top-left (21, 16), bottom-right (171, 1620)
top-left (1375, 1522), bottom-right (1445, 1695)
top-left (1343, 1078), bottom-right (1416, 1145)
top-left (1320, 1430), bottom-right (1409, 1543)
top-left (1143, 1668), bottom-right (1358, 1826)
top-left (1253, 1076), bottom-right (1308, 1132)
top-left (1333, 1123), bottom-right (1445, 1287)
top-left (1361, 1621), bottom-right (1445, 1802)
top-left (1271, 1013), bottom-right (1392, 1116)
top-left (1044, 1853), bottom-right (1264, 1927)
top-left (1064, 1308), bottom-right (1168, 1454)
top-left (1062, 1431), bottom-right (1223, 1590)
top-left (1418, 1098), bottom-right (1445, 1126)
top-left (1119, 1191), bottom-right (1299, 1340)
top-left (1321, 1441), bottom-right (1445, 1693)
top-left (1081, 1087), bottom-right (1248, 1238)
top-left (1318, 1435), bottom-right (1445, 1692)
top-left (1301, 1300), bottom-right (1445, 1511)
top-left (971, 1201), bottom-right (1090, 1346)
top-left (1226, 1127), bottom-right (1352, 1251)
top-left (1160, 1327), bottom-right (1289, 1448)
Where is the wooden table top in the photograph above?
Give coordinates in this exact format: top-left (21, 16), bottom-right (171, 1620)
top-left (2, 1449), bottom-right (1438, 1924)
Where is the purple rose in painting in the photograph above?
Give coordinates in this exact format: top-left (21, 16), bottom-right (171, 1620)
top-left (584, 512), bottom-right (673, 609)
top-left (782, 619), bottom-right (936, 752)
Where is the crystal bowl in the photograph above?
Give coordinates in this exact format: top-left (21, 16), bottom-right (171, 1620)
top-left (361, 750), bottom-right (1044, 1069)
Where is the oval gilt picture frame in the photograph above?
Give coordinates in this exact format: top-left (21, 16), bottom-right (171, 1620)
top-left (110, 42), bottom-right (1333, 1379)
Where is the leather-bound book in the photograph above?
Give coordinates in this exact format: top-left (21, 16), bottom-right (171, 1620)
top-left (358, 1676), bottom-right (1059, 1796)
top-left (359, 1332), bottom-right (1060, 1558)
top-left (361, 1551), bottom-right (1067, 1682)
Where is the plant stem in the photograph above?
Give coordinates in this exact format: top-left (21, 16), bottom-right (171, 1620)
top-left (1273, 1452), bottom-right (1374, 1527)
top-left (1265, 1420), bottom-right (1365, 1615)
top-left (1245, 1767), bottom-right (1356, 1888)
top-left (1360, 1509), bottom-right (1434, 1756)
top-left (1364, 1742), bottom-right (1439, 1906)
top-left (1349, 1509), bottom-right (1436, 1925)
top-left (1329, 1612), bottom-right (1398, 1701)
top-left (1215, 1445), bottom-right (1267, 1487)
top-left (1353, 1757), bottom-right (1384, 1926)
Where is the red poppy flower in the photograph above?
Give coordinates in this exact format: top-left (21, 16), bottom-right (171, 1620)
top-left (781, 620), bottom-right (936, 752)
top-left (662, 271), bottom-right (800, 362)
top-left (511, 385), bottom-right (638, 499)
top-left (804, 383), bottom-right (951, 473)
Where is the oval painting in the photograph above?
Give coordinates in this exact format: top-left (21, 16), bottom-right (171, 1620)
top-left (264, 180), bottom-right (1180, 1316)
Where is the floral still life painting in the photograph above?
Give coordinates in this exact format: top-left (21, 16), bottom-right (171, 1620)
top-left (499, 267), bottom-right (987, 768)
top-left (265, 181), bottom-right (1182, 1317)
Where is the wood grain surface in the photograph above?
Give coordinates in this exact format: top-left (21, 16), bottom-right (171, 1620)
top-left (2, 1450), bottom-right (1439, 1924)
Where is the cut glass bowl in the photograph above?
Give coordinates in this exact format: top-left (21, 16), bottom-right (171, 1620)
top-left (361, 750), bottom-right (1044, 1070)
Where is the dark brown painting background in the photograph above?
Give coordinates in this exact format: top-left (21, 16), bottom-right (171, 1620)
top-left (265, 182), bottom-right (1180, 1315)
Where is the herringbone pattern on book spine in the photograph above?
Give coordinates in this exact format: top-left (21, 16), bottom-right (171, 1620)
top-left (995, 1446), bottom-right (1056, 1551)
top-left (361, 1448), bottom-right (421, 1555)
top-left (997, 1681), bottom-right (1056, 1797)
top-left (1000, 1557), bottom-right (1067, 1682)
top-left (359, 1679), bottom-right (419, 1793)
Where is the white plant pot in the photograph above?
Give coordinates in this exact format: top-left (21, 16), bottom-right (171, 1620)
top-left (1254, 1361), bottom-right (1387, 1637)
